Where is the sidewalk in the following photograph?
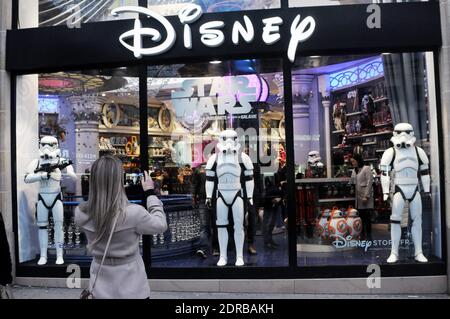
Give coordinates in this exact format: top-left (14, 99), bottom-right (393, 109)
top-left (9, 286), bottom-right (450, 299)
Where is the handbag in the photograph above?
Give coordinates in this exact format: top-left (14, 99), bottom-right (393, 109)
top-left (80, 213), bottom-right (119, 299)
top-left (0, 284), bottom-right (14, 299)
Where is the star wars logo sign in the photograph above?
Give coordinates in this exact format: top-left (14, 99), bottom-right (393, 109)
top-left (171, 76), bottom-right (261, 121)
top-left (111, 4), bottom-right (316, 63)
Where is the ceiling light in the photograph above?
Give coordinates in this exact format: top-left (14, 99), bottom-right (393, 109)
top-left (210, 60), bottom-right (222, 64)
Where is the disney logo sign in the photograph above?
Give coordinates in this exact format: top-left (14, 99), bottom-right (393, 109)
top-left (331, 234), bottom-right (410, 252)
top-left (111, 4), bottom-right (316, 63)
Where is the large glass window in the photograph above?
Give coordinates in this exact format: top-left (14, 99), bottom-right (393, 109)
top-left (289, 0), bottom-right (429, 8)
top-left (19, 0), bottom-right (139, 29)
top-left (147, 0), bottom-right (280, 16)
top-left (147, 59), bottom-right (289, 267)
top-left (292, 52), bottom-right (442, 267)
top-left (16, 67), bottom-right (140, 264)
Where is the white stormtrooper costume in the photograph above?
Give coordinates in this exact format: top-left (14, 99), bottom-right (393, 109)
top-left (308, 151), bottom-right (324, 168)
top-left (379, 123), bottom-right (430, 263)
top-left (205, 130), bottom-right (254, 267)
top-left (307, 151), bottom-right (324, 177)
top-left (24, 136), bottom-right (77, 265)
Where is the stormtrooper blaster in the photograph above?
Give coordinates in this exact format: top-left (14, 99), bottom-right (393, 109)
top-left (34, 160), bottom-right (73, 176)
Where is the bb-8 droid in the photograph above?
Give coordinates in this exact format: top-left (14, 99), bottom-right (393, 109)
top-left (316, 209), bottom-right (331, 240)
top-left (328, 207), bottom-right (350, 239)
top-left (346, 206), bottom-right (362, 240)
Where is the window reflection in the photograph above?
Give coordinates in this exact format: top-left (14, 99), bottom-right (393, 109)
top-left (147, 60), bottom-right (289, 267)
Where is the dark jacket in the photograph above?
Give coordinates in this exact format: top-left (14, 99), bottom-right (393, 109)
top-left (0, 212), bottom-right (13, 285)
top-left (263, 183), bottom-right (284, 210)
top-left (191, 168), bottom-right (207, 203)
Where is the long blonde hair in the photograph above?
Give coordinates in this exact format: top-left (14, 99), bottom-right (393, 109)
top-left (80, 155), bottom-right (128, 245)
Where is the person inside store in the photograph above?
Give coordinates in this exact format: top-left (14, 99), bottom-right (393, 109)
top-left (81, 168), bottom-right (90, 201)
top-left (275, 158), bottom-right (288, 225)
top-left (262, 177), bottom-right (284, 249)
top-left (350, 153), bottom-right (374, 240)
top-left (246, 162), bottom-right (261, 256)
top-left (192, 162), bottom-right (219, 259)
top-left (75, 155), bottom-right (167, 299)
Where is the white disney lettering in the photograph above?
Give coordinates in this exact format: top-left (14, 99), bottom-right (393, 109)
top-left (200, 21), bottom-right (226, 47)
top-left (112, 6), bottom-right (316, 62)
top-left (262, 17), bottom-right (283, 45)
top-left (178, 4), bottom-right (203, 50)
top-left (111, 6), bottom-right (176, 58)
top-left (331, 235), bottom-right (374, 252)
top-left (287, 15), bottom-right (316, 63)
top-left (232, 15), bottom-right (254, 45)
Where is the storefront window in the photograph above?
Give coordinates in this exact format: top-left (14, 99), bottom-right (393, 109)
top-left (19, 0), bottom-right (139, 29)
top-left (293, 52), bottom-right (442, 266)
top-left (147, 59), bottom-right (289, 267)
top-left (289, 0), bottom-right (429, 7)
top-left (147, 0), bottom-right (280, 16)
top-left (16, 67), bottom-right (140, 264)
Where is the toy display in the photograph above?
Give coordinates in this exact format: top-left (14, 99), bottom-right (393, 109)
top-left (205, 130), bottom-right (254, 267)
top-left (380, 123), bottom-right (430, 263)
top-left (24, 136), bottom-right (77, 265)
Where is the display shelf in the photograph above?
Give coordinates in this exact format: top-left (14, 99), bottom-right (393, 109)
top-left (373, 97), bottom-right (388, 103)
top-left (364, 158), bottom-right (379, 162)
top-left (363, 131), bottom-right (393, 137)
top-left (346, 111), bottom-right (363, 117)
top-left (333, 145), bottom-right (352, 150)
top-left (374, 122), bottom-right (393, 128)
top-left (362, 141), bottom-right (377, 146)
top-left (332, 130), bottom-right (345, 134)
top-left (99, 125), bottom-right (186, 137)
top-left (375, 149), bottom-right (386, 153)
top-left (318, 197), bottom-right (356, 203)
top-left (296, 177), bottom-right (351, 184)
top-left (347, 131), bottom-right (392, 139)
top-left (117, 154), bottom-right (140, 158)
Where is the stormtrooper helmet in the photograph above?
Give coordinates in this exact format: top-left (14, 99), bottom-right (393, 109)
top-left (217, 130), bottom-right (240, 154)
top-left (391, 123), bottom-right (416, 149)
top-left (308, 151), bottom-right (322, 165)
top-left (39, 136), bottom-right (60, 160)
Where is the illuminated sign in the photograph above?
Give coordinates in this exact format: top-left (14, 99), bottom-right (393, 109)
top-left (111, 4), bottom-right (316, 63)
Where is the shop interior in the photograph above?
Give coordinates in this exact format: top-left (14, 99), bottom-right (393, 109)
top-left (292, 53), bottom-right (442, 266)
top-left (17, 59), bottom-right (290, 268)
top-left (15, 53), bottom-right (442, 269)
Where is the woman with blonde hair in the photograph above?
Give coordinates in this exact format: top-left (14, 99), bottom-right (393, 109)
top-left (75, 155), bottom-right (167, 299)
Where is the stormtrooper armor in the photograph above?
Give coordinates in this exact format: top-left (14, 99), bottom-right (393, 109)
top-left (24, 136), bottom-right (77, 265)
top-left (307, 151), bottom-right (324, 178)
top-left (205, 130), bottom-right (254, 267)
top-left (379, 123), bottom-right (430, 263)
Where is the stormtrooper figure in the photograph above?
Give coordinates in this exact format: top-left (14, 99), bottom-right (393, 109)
top-left (306, 151), bottom-right (325, 178)
top-left (205, 130), bottom-right (254, 267)
top-left (379, 123), bottom-right (430, 263)
top-left (25, 136), bottom-right (77, 265)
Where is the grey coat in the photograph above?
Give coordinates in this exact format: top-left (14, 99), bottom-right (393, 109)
top-left (75, 195), bottom-right (167, 299)
top-left (350, 166), bottom-right (374, 210)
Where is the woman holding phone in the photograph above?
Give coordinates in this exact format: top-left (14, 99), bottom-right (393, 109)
top-left (75, 155), bottom-right (167, 299)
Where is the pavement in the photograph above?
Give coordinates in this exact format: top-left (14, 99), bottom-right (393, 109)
top-left (8, 285), bottom-right (450, 299)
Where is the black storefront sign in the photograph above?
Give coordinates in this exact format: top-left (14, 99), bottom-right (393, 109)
top-left (5, 2), bottom-right (441, 73)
